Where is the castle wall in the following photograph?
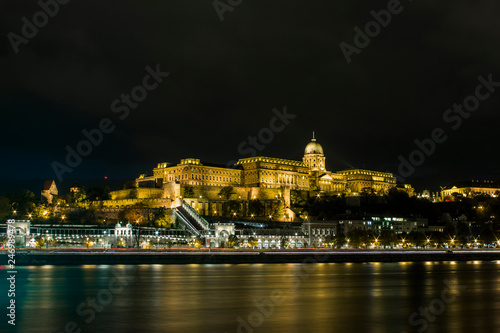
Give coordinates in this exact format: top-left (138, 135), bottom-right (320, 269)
top-left (110, 188), bottom-right (166, 200)
top-left (178, 184), bottom-right (288, 202)
top-left (101, 198), bottom-right (174, 208)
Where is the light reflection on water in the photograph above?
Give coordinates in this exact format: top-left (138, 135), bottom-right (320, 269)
top-left (1, 261), bottom-right (499, 333)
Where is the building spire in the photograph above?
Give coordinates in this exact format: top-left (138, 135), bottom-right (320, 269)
top-left (312, 131), bottom-right (316, 141)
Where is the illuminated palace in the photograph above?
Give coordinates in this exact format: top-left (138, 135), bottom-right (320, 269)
top-left (135, 133), bottom-right (400, 196)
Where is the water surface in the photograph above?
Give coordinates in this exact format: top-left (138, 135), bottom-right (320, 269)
top-left (1, 261), bottom-right (499, 332)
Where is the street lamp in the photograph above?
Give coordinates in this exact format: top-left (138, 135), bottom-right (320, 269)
top-left (156, 231), bottom-right (159, 249)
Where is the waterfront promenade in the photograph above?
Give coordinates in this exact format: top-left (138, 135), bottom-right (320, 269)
top-left (2, 249), bottom-right (500, 266)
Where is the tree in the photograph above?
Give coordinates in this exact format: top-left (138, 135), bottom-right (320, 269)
top-left (35, 237), bottom-right (46, 249)
top-left (379, 229), bottom-right (396, 248)
top-left (227, 235), bottom-right (239, 248)
top-left (123, 181), bottom-right (137, 189)
top-left (5, 190), bottom-right (36, 216)
top-left (33, 204), bottom-right (51, 221)
top-left (52, 196), bottom-right (66, 207)
top-left (218, 186), bottom-right (235, 200)
top-left (223, 200), bottom-right (240, 218)
top-left (247, 237), bottom-right (258, 249)
top-left (480, 227), bottom-right (496, 247)
top-left (272, 200), bottom-right (285, 219)
top-left (194, 237), bottom-right (203, 249)
top-left (443, 222), bottom-right (456, 239)
top-left (456, 222), bottom-right (471, 245)
top-left (129, 188), bottom-right (139, 199)
top-left (0, 197), bottom-right (11, 220)
top-left (67, 190), bottom-right (87, 205)
top-left (347, 229), bottom-right (370, 248)
top-left (324, 235), bottom-right (335, 248)
top-left (408, 231), bottom-right (427, 248)
top-left (83, 237), bottom-right (93, 249)
top-left (291, 190), bottom-right (307, 207)
top-left (87, 187), bottom-right (110, 201)
top-left (280, 236), bottom-right (289, 249)
top-left (385, 188), bottom-right (414, 216)
top-left (0, 235), bottom-right (7, 247)
top-left (248, 199), bottom-right (264, 217)
top-left (183, 185), bottom-right (195, 198)
top-left (153, 208), bottom-right (174, 227)
top-left (431, 232), bottom-right (447, 248)
top-left (119, 207), bottom-right (143, 224)
top-left (133, 224), bottom-right (143, 249)
top-left (333, 232), bottom-right (347, 248)
top-left (304, 194), bottom-right (346, 220)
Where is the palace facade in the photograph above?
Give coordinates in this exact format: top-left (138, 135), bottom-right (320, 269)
top-left (136, 133), bottom-right (402, 196)
top-left (441, 180), bottom-right (500, 200)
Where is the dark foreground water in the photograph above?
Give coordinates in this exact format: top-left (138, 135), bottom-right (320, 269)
top-left (1, 261), bottom-right (500, 333)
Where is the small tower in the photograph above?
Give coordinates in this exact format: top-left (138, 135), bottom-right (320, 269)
top-left (41, 180), bottom-right (58, 204)
top-left (70, 180), bottom-right (82, 194)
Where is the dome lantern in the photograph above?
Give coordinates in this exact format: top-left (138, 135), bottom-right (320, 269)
top-left (304, 132), bottom-right (324, 155)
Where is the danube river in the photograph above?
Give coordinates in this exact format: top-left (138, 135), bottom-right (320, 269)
top-left (2, 261), bottom-right (500, 332)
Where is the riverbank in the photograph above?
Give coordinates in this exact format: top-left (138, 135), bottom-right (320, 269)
top-left (2, 249), bottom-right (500, 265)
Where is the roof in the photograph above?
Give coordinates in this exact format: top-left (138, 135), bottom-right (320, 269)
top-left (304, 140), bottom-right (324, 155)
top-left (237, 156), bottom-right (306, 167)
top-left (42, 180), bottom-right (55, 190)
top-left (336, 169), bottom-right (394, 177)
top-left (155, 160), bottom-right (243, 170)
top-left (202, 161), bottom-right (244, 170)
top-left (443, 180), bottom-right (500, 190)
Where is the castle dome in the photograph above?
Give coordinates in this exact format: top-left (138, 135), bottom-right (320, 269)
top-left (304, 132), bottom-right (324, 155)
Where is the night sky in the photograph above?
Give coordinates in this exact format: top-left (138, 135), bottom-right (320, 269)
top-left (1, 0), bottom-right (500, 195)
